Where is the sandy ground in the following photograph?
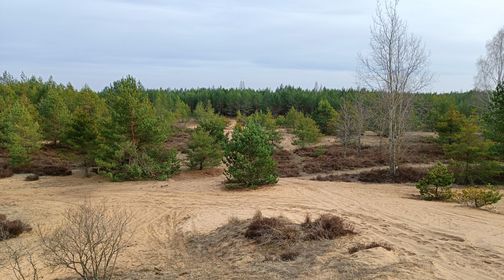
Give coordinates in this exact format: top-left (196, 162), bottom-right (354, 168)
top-left (0, 170), bottom-right (503, 279)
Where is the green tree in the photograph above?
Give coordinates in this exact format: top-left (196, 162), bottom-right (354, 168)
top-left (224, 123), bottom-right (278, 187)
top-left (284, 106), bottom-right (304, 129)
top-left (187, 128), bottom-right (223, 170)
top-left (293, 115), bottom-right (322, 147)
top-left (97, 76), bottom-right (179, 181)
top-left (484, 82), bottom-right (504, 158)
top-left (37, 88), bottom-right (71, 144)
top-left (444, 115), bottom-right (499, 184)
top-left (195, 101), bottom-right (228, 146)
top-left (246, 110), bottom-right (281, 144)
top-left (313, 99), bottom-right (339, 135)
top-left (0, 96), bottom-right (42, 167)
top-left (435, 105), bottom-right (465, 144)
top-left (66, 88), bottom-right (109, 176)
top-left (416, 163), bottom-right (454, 201)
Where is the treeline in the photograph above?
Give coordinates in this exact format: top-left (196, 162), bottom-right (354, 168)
top-left (148, 86), bottom-right (481, 131)
top-left (1, 72), bottom-right (501, 185)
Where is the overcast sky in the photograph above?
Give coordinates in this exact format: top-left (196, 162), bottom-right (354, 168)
top-left (1, 0), bottom-right (503, 92)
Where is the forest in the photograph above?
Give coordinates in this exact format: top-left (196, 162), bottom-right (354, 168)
top-left (0, 71), bottom-right (502, 186)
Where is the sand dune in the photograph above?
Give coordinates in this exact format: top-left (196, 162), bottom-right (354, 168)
top-left (0, 171), bottom-right (502, 279)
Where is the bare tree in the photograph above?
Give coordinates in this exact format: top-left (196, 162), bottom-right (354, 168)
top-left (358, 0), bottom-right (431, 175)
top-left (39, 202), bottom-right (132, 280)
top-left (475, 26), bottom-right (504, 103)
top-left (2, 241), bottom-right (40, 280)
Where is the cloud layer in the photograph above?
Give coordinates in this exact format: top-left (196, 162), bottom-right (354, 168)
top-left (1, 0), bottom-right (503, 91)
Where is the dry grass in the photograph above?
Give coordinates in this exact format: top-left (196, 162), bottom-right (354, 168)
top-left (301, 214), bottom-right (355, 240)
top-left (348, 242), bottom-right (393, 254)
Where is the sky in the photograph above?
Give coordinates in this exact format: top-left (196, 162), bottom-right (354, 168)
top-left (1, 0), bottom-right (503, 92)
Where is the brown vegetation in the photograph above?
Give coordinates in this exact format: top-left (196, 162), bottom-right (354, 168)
top-left (273, 149), bottom-right (301, 177)
top-left (0, 214), bottom-right (32, 241)
top-left (315, 167), bottom-right (428, 183)
top-left (295, 141), bottom-right (442, 175)
top-left (0, 146), bottom-right (74, 177)
top-left (348, 242), bottom-right (393, 254)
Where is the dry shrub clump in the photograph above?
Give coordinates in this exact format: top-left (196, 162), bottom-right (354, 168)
top-left (245, 211), bottom-right (355, 245)
top-left (301, 214), bottom-right (355, 240)
top-left (0, 214), bottom-right (32, 241)
top-left (244, 212), bottom-right (300, 245)
top-left (348, 242), bottom-right (393, 254)
top-left (0, 165), bottom-right (14, 178)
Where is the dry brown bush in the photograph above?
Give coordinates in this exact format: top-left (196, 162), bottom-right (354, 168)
top-left (245, 211), bottom-right (355, 246)
top-left (244, 211), bottom-right (300, 245)
top-left (348, 242), bottom-right (393, 254)
top-left (0, 215), bottom-right (32, 241)
top-left (301, 214), bottom-right (355, 240)
top-left (38, 202), bottom-right (132, 280)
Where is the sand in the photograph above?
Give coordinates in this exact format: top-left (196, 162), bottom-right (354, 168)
top-left (0, 170), bottom-right (503, 279)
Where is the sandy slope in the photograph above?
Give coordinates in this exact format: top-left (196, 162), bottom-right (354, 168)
top-left (0, 171), bottom-right (503, 279)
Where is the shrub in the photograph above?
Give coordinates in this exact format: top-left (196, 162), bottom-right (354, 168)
top-left (455, 186), bottom-right (502, 208)
top-left (416, 162), bottom-right (454, 201)
top-left (245, 211), bottom-right (299, 245)
top-left (39, 202), bottom-right (132, 280)
top-left (187, 128), bottom-right (223, 170)
top-left (224, 123), bottom-right (278, 187)
top-left (0, 166), bottom-right (14, 178)
top-left (293, 115), bottom-right (322, 147)
top-left (301, 214), bottom-right (354, 240)
top-left (0, 215), bottom-right (32, 241)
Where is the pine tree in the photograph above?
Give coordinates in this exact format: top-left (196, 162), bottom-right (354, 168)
top-left (195, 101), bottom-right (228, 146)
top-left (293, 116), bottom-right (322, 147)
top-left (224, 123), bottom-right (278, 187)
top-left (0, 96), bottom-right (42, 167)
top-left (97, 76), bottom-right (178, 181)
top-left (37, 88), bottom-right (71, 144)
top-left (484, 82), bottom-right (504, 158)
top-left (444, 115), bottom-right (499, 184)
top-left (65, 89), bottom-right (109, 176)
top-left (188, 128), bottom-right (223, 170)
top-left (284, 106), bottom-right (304, 129)
top-left (435, 105), bottom-right (465, 144)
top-left (246, 110), bottom-right (281, 144)
top-left (313, 99), bottom-right (339, 135)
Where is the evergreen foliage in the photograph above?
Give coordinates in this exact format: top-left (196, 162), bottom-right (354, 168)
top-left (416, 163), bottom-right (454, 201)
top-left (444, 115), bottom-right (499, 184)
top-left (188, 128), bottom-right (223, 170)
top-left (312, 99), bottom-right (339, 135)
top-left (224, 123), bottom-right (278, 187)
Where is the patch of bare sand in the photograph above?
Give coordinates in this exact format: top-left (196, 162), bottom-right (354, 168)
top-left (0, 171), bottom-right (503, 279)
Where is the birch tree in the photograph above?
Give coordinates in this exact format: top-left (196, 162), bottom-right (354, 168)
top-left (358, 0), bottom-right (431, 175)
top-left (475, 27), bottom-right (504, 104)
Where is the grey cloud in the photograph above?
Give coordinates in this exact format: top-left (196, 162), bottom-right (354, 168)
top-left (0, 0), bottom-right (502, 91)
